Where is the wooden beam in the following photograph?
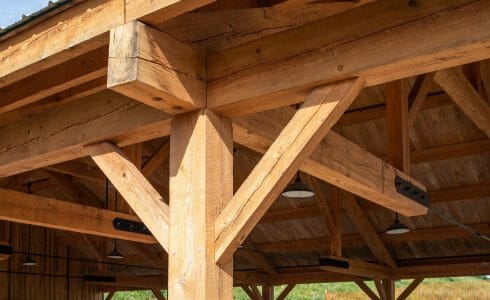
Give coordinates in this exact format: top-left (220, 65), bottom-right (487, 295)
top-left (45, 161), bottom-right (105, 183)
top-left (241, 285), bottom-right (259, 300)
top-left (239, 246), bottom-right (278, 275)
top-left (277, 284), bottom-right (296, 300)
top-left (374, 280), bottom-right (386, 300)
top-left (0, 0), bottom-right (212, 89)
top-left (0, 90), bottom-right (171, 178)
top-left (169, 109), bottom-right (233, 299)
top-left (340, 193), bottom-right (397, 268)
top-left (385, 79), bottom-right (410, 173)
top-left (215, 78), bottom-right (364, 264)
top-left (266, 270), bottom-right (358, 285)
top-left (320, 257), bottom-right (390, 279)
top-left (125, 0), bottom-right (214, 26)
top-left (0, 188), bottom-right (155, 243)
top-left (207, 0), bottom-right (490, 116)
top-left (262, 285), bottom-right (274, 300)
top-left (105, 291), bottom-right (116, 300)
top-left (407, 73), bottom-right (435, 128)
top-left (355, 281), bottom-right (380, 300)
top-left (0, 47), bottom-right (107, 114)
top-left (232, 106), bottom-right (428, 217)
top-left (306, 176), bottom-right (341, 256)
top-left (108, 21), bottom-right (205, 115)
top-left (382, 280), bottom-right (395, 300)
top-left (255, 222), bottom-right (490, 252)
top-left (0, 76), bottom-right (107, 128)
top-left (410, 139), bottom-right (490, 164)
top-left (336, 93), bottom-right (449, 127)
top-left (251, 286), bottom-right (264, 300)
top-left (392, 261), bottom-right (490, 279)
top-left (85, 142), bottom-right (169, 251)
top-left (434, 67), bottom-right (490, 136)
top-left (397, 278), bottom-right (423, 300)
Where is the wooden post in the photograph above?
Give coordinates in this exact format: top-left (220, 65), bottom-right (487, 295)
top-left (262, 285), bottom-right (274, 300)
top-left (385, 79), bottom-right (410, 173)
top-left (382, 279), bottom-right (395, 300)
top-left (169, 109), bottom-right (233, 299)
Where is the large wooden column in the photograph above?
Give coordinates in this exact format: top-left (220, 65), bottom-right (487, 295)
top-left (169, 109), bottom-right (233, 299)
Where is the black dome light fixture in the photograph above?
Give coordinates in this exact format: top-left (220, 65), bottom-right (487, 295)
top-left (282, 172), bottom-right (314, 198)
top-left (21, 182), bottom-right (37, 267)
top-left (106, 180), bottom-right (124, 259)
top-left (385, 213), bottom-right (410, 235)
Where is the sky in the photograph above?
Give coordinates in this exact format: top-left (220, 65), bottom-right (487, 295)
top-left (0, 0), bottom-right (50, 28)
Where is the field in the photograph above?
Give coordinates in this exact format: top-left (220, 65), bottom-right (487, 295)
top-left (108, 276), bottom-right (490, 299)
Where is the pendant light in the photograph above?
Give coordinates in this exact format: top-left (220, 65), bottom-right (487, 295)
top-left (282, 172), bottom-right (314, 198)
top-left (385, 213), bottom-right (410, 235)
top-left (22, 182), bottom-right (36, 267)
top-left (106, 181), bottom-right (124, 259)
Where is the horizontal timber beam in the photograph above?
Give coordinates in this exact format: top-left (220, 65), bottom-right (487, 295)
top-left (261, 183), bottom-right (490, 223)
top-left (255, 222), bottom-right (490, 252)
top-left (320, 257), bottom-right (390, 279)
top-left (108, 21), bottom-right (205, 115)
top-left (0, 188), bottom-right (156, 243)
top-left (0, 90), bottom-right (171, 178)
top-left (207, 0), bottom-right (490, 116)
top-left (0, 0), bottom-right (213, 89)
top-left (232, 106), bottom-right (429, 216)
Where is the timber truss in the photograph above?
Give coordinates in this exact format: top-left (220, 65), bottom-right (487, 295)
top-left (0, 0), bottom-right (490, 299)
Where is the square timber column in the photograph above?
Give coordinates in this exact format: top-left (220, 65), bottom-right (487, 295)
top-left (169, 109), bottom-right (233, 299)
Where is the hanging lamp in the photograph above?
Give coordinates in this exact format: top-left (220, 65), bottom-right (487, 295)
top-left (385, 213), bottom-right (410, 235)
top-left (282, 172), bottom-right (314, 198)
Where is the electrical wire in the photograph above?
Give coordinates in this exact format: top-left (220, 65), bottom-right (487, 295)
top-left (9, 250), bottom-right (167, 271)
top-left (429, 207), bottom-right (490, 242)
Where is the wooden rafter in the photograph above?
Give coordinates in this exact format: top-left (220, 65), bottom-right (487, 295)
top-left (340, 193), bottom-right (396, 268)
top-left (276, 284), bottom-right (296, 300)
top-left (306, 176), bottom-right (341, 256)
top-left (207, 0), bottom-right (490, 116)
top-left (355, 281), bottom-right (380, 300)
top-left (85, 142), bottom-right (170, 251)
top-left (434, 67), bottom-right (490, 136)
top-left (320, 257), bottom-right (390, 279)
top-left (215, 78), bottom-right (365, 264)
top-left (397, 278), bottom-right (423, 300)
top-left (0, 188), bottom-right (155, 243)
top-left (407, 73), bottom-right (435, 128)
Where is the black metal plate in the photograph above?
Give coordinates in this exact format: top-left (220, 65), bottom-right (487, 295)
top-left (83, 275), bottom-right (116, 282)
top-left (0, 244), bottom-right (12, 255)
top-left (395, 176), bottom-right (430, 207)
top-left (319, 258), bottom-right (349, 269)
top-left (113, 218), bottom-right (152, 235)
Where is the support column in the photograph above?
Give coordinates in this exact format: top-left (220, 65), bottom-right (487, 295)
top-left (382, 279), bottom-right (395, 300)
top-left (262, 285), bottom-right (274, 300)
top-left (169, 109), bottom-right (233, 299)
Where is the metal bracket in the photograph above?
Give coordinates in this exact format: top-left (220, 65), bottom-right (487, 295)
top-left (319, 258), bottom-right (349, 269)
top-left (395, 176), bottom-right (430, 207)
top-left (0, 244), bottom-right (12, 255)
top-left (113, 218), bottom-right (152, 235)
top-left (83, 275), bottom-right (116, 282)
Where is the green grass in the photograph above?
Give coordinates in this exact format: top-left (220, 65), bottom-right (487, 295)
top-left (108, 277), bottom-right (490, 299)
